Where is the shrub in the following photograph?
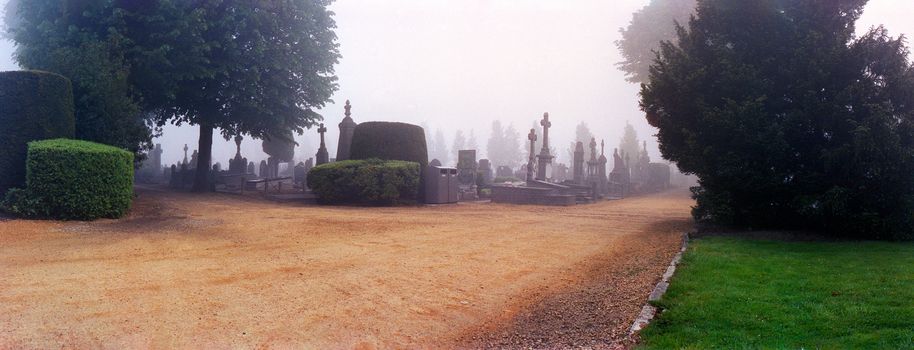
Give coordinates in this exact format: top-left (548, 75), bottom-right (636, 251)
top-left (0, 70), bottom-right (76, 195)
top-left (349, 122), bottom-right (428, 168)
top-left (307, 159), bottom-right (420, 205)
top-left (2, 139), bottom-right (134, 220)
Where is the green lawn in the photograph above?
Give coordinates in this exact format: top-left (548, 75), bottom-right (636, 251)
top-left (638, 237), bottom-right (914, 349)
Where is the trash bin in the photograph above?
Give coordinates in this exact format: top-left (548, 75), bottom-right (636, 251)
top-left (425, 165), bottom-right (458, 204)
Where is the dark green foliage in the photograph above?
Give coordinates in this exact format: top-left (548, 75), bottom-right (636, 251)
top-left (7, 0), bottom-right (340, 191)
top-left (2, 139), bottom-right (134, 220)
top-left (7, 1), bottom-right (152, 161)
top-left (641, 0), bottom-right (914, 239)
top-left (0, 70), bottom-right (75, 195)
top-left (307, 159), bottom-right (420, 205)
top-left (350, 122), bottom-right (429, 168)
top-left (262, 130), bottom-right (296, 162)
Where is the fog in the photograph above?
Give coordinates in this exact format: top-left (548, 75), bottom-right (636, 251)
top-left (2, 0), bottom-right (913, 168)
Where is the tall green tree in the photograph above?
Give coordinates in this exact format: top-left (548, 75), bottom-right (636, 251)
top-left (641, 0), bottom-right (914, 239)
top-left (616, 0), bottom-right (696, 84)
top-left (8, 0), bottom-right (340, 192)
top-left (567, 122), bottom-right (595, 162)
top-left (8, 0), bottom-right (153, 159)
top-left (150, 1), bottom-right (339, 191)
top-left (618, 121), bottom-right (640, 160)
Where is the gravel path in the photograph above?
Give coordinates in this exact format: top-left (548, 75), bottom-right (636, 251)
top-left (0, 187), bottom-right (692, 349)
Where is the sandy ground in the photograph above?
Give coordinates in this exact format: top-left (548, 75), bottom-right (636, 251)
top-left (0, 187), bottom-right (693, 349)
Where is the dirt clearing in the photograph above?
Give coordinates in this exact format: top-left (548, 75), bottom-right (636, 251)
top-left (0, 188), bottom-right (692, 349)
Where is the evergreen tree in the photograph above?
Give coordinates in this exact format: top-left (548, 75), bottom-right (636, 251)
top-left (433, 129), bottom-right (449, 166)
top-left (567, 122), bottom-right (595, 162)
top-left (616, 0), bottom-right (697, 84)
top-left (619, 121), bottom-right (640, 160)
top-left (641, 0), bottom-right (914, 239)
top-left (452, 130), bottom-right (466, 165)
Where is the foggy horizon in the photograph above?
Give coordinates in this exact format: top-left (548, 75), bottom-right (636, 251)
top-left (2, 0), bottom-right (912, 167)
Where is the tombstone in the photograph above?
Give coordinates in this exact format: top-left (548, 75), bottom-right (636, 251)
top-left (247, 161), bottom-right (256, 175)
top-left (526, 128), bottom-right (537, 182)
top-left (456, 150), bottom-right (478, 200)
top-left (182, 144), bottom-right (189, 165)
top-left (259, 160), bottom-right (269, 178)
top-left (190, 150), bottom-right (199, 169)
top-left (478, 159), bottom-right (493, 185)
top-left (267, 157), bottom-right (279, 178)
top-left (294, 162), bottom-right (306, 185)
top-left (535, 112), bottom-right (553, 181)
top-left (169, 164), bottom-right (178, 188)
top-left (430, 159), bottom-right (442, 167)
top-left (515, 164), bottom-right (527, 180)
top-left (597, 140), bottom-right (608, 195)
top-left (229, 135), bottom-right (246, 174)
top-left (573, 141), bottom-right (585, 184)
top-left (496, 165), bottom-right (513, 178)
top-left (315, 123), bottom-right (329, 165)
top-left (336, 100), bottom-right (358, 161)
top-left (553, 163), bottom-right (569, 183)
top-left (610, 148), bottom-right (631, 197)
top-left (149, 143), bottom-right (163, 173)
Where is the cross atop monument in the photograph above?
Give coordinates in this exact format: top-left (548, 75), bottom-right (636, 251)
top-left (344, 100), bottom-right (352, 118)
top-left (318, 123), bottom-right (327, 146)
top-left (183, 144), bottom-right (189, 165)
top-left (528, 128), bottom-right (538, 157)
top-left (540, 112), bottom-right (551, 152)
top-left (234, 135), bottom-right (243, 157)
top-left (589, 137), bottom-right (597, 161)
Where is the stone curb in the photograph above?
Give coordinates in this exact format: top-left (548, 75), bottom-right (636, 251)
top-left (627, 232), bottom-right (690, 336)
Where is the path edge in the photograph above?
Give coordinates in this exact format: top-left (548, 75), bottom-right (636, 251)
top-left (626, 231), bottom-right (690, 337)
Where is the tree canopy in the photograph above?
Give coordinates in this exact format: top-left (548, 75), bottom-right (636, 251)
top-left (7, 0), bottom-right (340, 191)
top-left (487, 120), bottom-right (523, 169)
top-left (616, 0), bottom-right (696, 84)
top-left (641, 0), bottom-right (914, 239)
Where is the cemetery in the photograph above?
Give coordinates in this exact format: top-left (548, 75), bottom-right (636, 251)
top-left (2, 0), bottom-right (914, 348)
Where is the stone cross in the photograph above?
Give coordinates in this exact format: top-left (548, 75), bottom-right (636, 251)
top-left (183, 144), bottom-right (189, 165)
top-left (527, 128), bottom-right (537, 182)
top-left (234, 135), bottom-right (243, 157)
top-left (589, 138), bottom-right (597, 161)
top-left (527, 128), bottom-right (537, 159)
top-left (344, 100), bottom-right (352, 118)
top-left (539, 112), bottom-right (551, 153)
top-left (318, 123), bottom-right (327, 147)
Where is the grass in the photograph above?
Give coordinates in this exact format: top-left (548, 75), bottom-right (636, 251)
top-left (638, 237), bottom-right (914, 349)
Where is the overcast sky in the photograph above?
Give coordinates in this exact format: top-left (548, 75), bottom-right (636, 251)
top-left (2, 0), bottom-right (913, 167)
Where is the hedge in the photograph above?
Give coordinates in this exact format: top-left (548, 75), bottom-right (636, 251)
top-left (0, 70), bottom-right (76, 195)
top-left (349, 122), bottom-right (428, 168)
top-left (2, 139), bottom-right (134, 220)
top-left (307, 159), bottom-right (420, 205)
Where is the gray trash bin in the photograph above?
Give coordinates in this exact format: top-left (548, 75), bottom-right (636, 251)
top-left (425, 165), bottom-right (458, 204)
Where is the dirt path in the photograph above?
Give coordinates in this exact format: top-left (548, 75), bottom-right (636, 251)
top-left (0, 188), bottom-right (692, 349)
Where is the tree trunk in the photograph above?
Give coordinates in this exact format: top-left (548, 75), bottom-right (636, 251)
top-left (192, 123), bottom-right (214, 192)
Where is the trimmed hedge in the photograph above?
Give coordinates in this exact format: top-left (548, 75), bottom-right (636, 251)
top-left (349, 122), bottom-right (428, 168)
top-left (307, 159), bottom-right (420, 205)
top-left (2, 139), bottom-right (134, 220)
top-left (0, 70), bottom-right (76, 195)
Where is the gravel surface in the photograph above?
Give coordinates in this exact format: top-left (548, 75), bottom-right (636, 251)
top-left (0, 187), bottom-right (692, 349)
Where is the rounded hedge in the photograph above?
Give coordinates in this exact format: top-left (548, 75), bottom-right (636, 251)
top-left (349, 122), bottom-right (428, 168)
top-left (0, 70), bottom-right (76, 195)
top-left (307, 159), bottom-right (420, 205)
top-left (2, 139), bottom-right (134, 220)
